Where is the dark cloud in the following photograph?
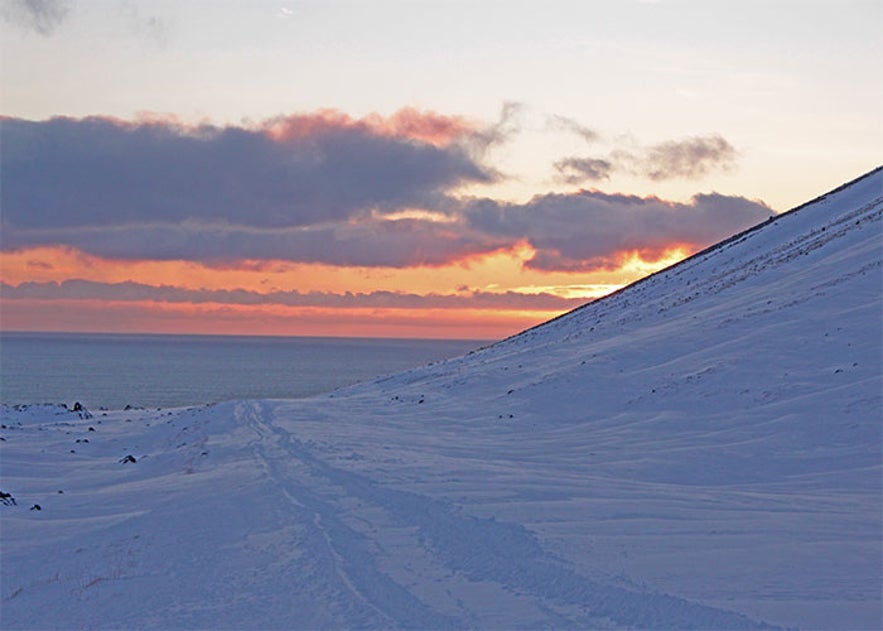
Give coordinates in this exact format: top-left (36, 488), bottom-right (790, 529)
top-left (627, 135), bottom-right (738, 180)
top-left (3, 0), bottom-right (69, 35)
top-left (0, 114), bottom-right (495, 234)
top-left (468, 101), bottom-right (523, 155)
top-left (4, 1), bottom-right (169, 42)
top-left (3, 136), bottom-right (771, 272)
top-left (1, 113), bottom-right (770, 273)
top-left (553, 134), bottom-right (739, 185)
top-left (464, 189), bottom-right (772, 271)
top-left (546, 115), bottom-right (600, 143)
top-left (3, 217), bottom-right (508, 267)
top-left (553, 157), bottom-right (613, 184)
top-left (1, 279), bottom-right (584, 311)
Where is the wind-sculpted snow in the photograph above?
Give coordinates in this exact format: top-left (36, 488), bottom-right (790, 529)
top-left (2, 168), bottom-right (881, 629)
top-left (241, 401), bottom-right (768, 629)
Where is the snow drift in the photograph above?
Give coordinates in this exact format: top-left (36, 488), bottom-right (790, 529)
top-left (2, 167), bottom-right (881, 629)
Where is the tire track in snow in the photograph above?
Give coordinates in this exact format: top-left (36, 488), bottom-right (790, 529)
top-left (237, 401), bottom-right (458, 629)
top-left (241, 401), bottom-right (780, 630)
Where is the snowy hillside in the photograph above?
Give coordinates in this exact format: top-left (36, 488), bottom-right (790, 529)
top-left (2, 168), bottom-right (881, 630)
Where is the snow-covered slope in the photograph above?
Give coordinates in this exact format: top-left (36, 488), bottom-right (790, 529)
top-left (2, 168), bottom-right (881, 630)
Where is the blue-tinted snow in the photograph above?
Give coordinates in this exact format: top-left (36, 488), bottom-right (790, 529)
top-left (2, 168), bottom-right (880, 629)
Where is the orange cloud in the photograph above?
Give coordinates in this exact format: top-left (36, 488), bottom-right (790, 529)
top-left (263, 107), bottom-right (476, 147)
top-left (366, 108), bottom-right (477, 147)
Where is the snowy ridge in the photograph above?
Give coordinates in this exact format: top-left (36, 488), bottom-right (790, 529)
top-left (480, 164), bottom-right (882, 354)
top-left (2, 168), bottom-right (881, 629)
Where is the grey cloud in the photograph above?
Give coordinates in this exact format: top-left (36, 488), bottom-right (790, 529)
top-left (468, 101), bottom-right (523, 155)
top-left (634, 135), bottom-right (738, 180)
top-left (553, 157), bottom-right (613, 184)
top-left (547, 115), bottom-right (600, 143)
top-left (554, 134), bottom-right (739, 185)
top-left (1, 279), bottom-right (584, 311)
top-left (464, 189), bottom-right (772, 271)
top-left (0, 114), bottom-right (772, 274)
top-left (0, 115), bottom-right (495, 233)
top-left (2, 184), bottom-right (772, 272)
top-left (3, 0), bottom-right (69, 35)
top-left (3, 216), bottom-right (509, 267)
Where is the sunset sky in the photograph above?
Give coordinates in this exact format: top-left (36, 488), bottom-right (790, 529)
top-left (1, 0), bottom-right (880, 339)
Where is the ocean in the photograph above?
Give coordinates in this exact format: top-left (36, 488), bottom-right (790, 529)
top-left (0, 332), bottom-right (488, 410)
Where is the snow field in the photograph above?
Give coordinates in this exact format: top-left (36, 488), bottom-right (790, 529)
top-left (2, 167), bottom-right (881, 629)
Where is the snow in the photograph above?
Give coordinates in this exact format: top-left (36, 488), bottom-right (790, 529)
top-left (2, 167), bottom-right (881, 629)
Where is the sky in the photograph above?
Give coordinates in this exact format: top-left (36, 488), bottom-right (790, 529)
top-left (1, 0), bottom-right (880, 339)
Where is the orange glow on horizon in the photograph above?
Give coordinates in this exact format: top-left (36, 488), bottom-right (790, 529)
top-left (1, 242), bottom-right (696, 338)
top-left (0, 299), bottom-right (552, 340)
top-left (617, 243), bottom-right (695, 276)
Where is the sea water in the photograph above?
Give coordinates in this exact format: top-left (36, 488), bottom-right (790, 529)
top-left (0, 332), bottom-right (487, 410)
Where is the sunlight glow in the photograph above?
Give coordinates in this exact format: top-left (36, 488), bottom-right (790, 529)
top-left (0, 241), bottom-right (697, 338)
